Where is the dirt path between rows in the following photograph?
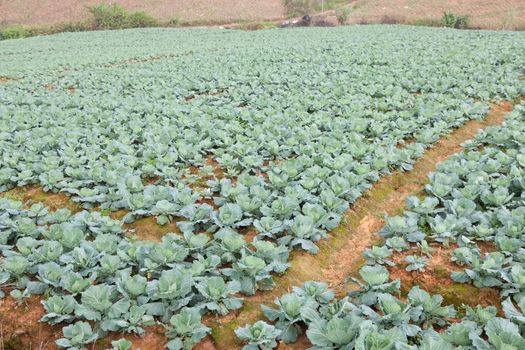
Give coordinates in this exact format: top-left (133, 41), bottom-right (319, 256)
top-left (207, 100), bottom-right (513, 350)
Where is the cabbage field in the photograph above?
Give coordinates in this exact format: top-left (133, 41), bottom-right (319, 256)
top-left (239, 103), bottom-right (525, 349)
top-left (0, 26), bottom-right (524, 350)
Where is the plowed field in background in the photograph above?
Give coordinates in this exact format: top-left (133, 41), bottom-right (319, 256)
top-left (349, 0), bottom-right (525, 29)
top-left (0, 0), bottom-right (286, 26)
top-left (0, 0), bottom-right (524, 29)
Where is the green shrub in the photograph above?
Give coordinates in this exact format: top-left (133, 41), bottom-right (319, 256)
top-left (284, 0), bottom-right (311, 16)
top-left (88, 3), bottom-right (128, 29)
top-left (126, 11), bottom-right (158, 28)
top-left (0, 25), bottom-right (32, 40)
top-left (335, 7), bottom-right (351, 25)
top-left (87, 3), bottom-right (161, 30)
top-left (441, 12), bottom-right (469, 29)
top-left (168, 17), bottom-right (180, 26)
top-left (0, 3), bottom-right (161, 41)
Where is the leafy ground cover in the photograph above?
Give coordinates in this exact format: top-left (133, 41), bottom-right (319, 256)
top-left (237, 102), bottom-right (525, 349)
top-left (0, 26), bottom-right (524, 349)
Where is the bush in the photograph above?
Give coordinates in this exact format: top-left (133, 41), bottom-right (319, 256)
top-left (441, 12), bottom-right (469, 29)
top-left (87, 3), bottom-right (161, 30)
top-left (126, 11), bottom-right (158, 28)
top-left (0, 25), bottom-right (33, 40)
top-left (0, 3), bottom-right (161, 41)
top-left (335, 7), bottom-right (351, 25)
top-left (284, 0), bottom-right (311, 16)
top-left (88, 3), bottom-right (128, 29)
top-left (168, 17), bottom-right (180, 26)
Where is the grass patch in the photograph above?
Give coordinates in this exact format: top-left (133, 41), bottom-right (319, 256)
top-left (168, 16), bottom-right (181, 26)
top-left (433, 283), bottom-right (500, 309)
top-left (0, 21), bottom-right (92, 41)
top-left (411, 18), bottom-right (443, 27)
top-left (211, 318), bottom-right (241, 348)
top-left (433, 265), bottom-right (450, 279)
top-left (0, 25), bottom-right (33, 40)
top-left (233, 21), bottom-right (277, 30)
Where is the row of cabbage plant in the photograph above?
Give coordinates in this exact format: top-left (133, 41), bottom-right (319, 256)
top-left (236, 103), bottom-right (525, 349)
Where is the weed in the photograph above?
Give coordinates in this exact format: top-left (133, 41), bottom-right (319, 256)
top-left (335, 7), bottom-right (351, 25)
top-left (441, 11), bottom-right (469, 29)
top-left (168, 16), bottom-right (180, 26)
top-left (234, 21), bottom-right (277, 31)
top-left (412, 18), bottom-right (442, 27)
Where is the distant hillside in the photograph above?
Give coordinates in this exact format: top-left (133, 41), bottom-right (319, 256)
top-left (0, 0), bottom-right (523, 30)
top-left (349, 0), bottom-right (525, 30)
top-left (0, 0), bottom-right (286, 27)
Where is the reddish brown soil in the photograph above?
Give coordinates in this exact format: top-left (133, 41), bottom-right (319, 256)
top-left (2, 185), bottom-right (80, 213)
top-left (0, 296), bottom-right (60, 350)
top-left (0, 294), bottom-right (171, 350)
top-left (311, 0), bottom-right (525, 30)
top-left (277, 335), bottom-right (312, 349)
top-left (194, 336), bottom-right (217, 350)
top-left (388, 244), bottom-right (501, 309)
top-left (0, 0), bottom-right (285, 27)
top-left (0, 76), bottom-right (18, 84)
top-left (101, 326), bottom-right (168, 350)
top-left (347, 0), bottom-right (525, 30)
top-left (321, 214), bottom-right (384, 292)
top-left (124, 215), bottom-right (181, 241)
top-left (2, 0), bottom-right (523, 30)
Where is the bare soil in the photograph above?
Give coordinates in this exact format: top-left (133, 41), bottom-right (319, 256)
top-left (0, 295), bottom-right (169, 350)
top-left (0, 296), bottom-right (60, 350)
top-left (389, 245), bottom-right (501, 309)
top-left (3, 185), bottom-right (79, 212)
top-left (347, 0), bottom-right (525, 30)
top-left (0, 0), bottom-right (286, 27)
